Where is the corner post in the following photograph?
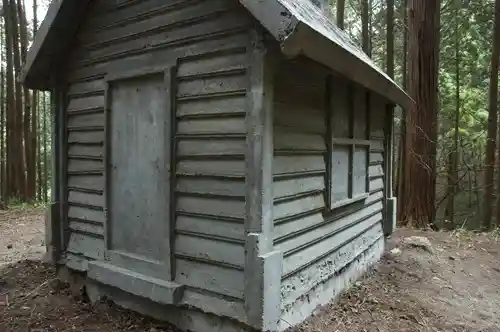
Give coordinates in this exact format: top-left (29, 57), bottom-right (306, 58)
top-left (245, 28), bottom-right (282, 331)
top-left (384, 104), bottom-right (396, 236)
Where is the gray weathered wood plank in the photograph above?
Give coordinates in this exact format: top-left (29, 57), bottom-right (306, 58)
top-left (67, 233), bottom-right (105, 260)
top-left (177, 195), bottom-right (245, 219)
top-left (273, 193), bottom-right (325, 221)
top-left (68, 175), bottom-right (104, 191)
top-left (178, 139), bottom-right (246, 157)
top-left (175, 234), bottom-right (245, 268)
top-left (68, 190), bottom-right (104, 207)
top-left (281, 212), bottom-right (383, 276)
top-left (175, 258), bottom-right (244, 299)
top-left (177, 74), bottom-right (247, 98)
top-left (176, 95), bottom-right (246, 117)
top-left (68, 205), bottom-right (105, 223)
top-left (176, 177), bottom-right (245, 197)
top-left (177, 116), bottom-right (246, 135)
top-left (273, 176), bottom-right (325, 200)
top-left (176, 214), bottom-right (245, 242)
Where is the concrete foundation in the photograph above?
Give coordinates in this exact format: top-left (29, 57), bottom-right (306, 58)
top-left (85, 280), bottom-right (255, 332)
top-left (278, 237), bottom-right (385, 331)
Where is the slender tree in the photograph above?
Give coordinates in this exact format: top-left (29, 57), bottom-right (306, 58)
top-left (337, 0), bottom-right (345, 29)
top-left (400, 0), bottom-right (440, 227)
top-left (396, 0), bottom-right (408, 219)
top-left (3, 0), bottom-right (16, 200)
top-left (17, 0), bottom-right (35, 200)
top-left (444, 0), bottom-right (461, 228)
top-left (0, 21), bottom-right (4, 206)
top-left (33, 0), bottom-right (41, 201)
top-left (484, 0), bottom-right (500, 229)
top-left (43, 92), bottom-right (48, 202)
top-left (362, 0), bottom-right (370, 55)
top-left (386, 0), bottom-right (394, 78)
top-left (10, 0), bottom-right (26, 200)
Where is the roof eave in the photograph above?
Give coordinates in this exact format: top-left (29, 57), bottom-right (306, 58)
top-left (281, 23), bottom-right (413, 110)
top-left (21, 0), bottom-right (91, 90)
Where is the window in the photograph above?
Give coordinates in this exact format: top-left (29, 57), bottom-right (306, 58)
top-left (326, 78), bottom-right (370, 210)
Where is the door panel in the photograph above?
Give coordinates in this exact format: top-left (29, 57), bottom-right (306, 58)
top-left (108, 72), bottom-right (171, 279)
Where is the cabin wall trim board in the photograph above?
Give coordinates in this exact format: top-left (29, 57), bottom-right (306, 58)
top-left (244, 28), bottom-right (282, 331)
top-left (383, 104), bottom-right (395, 235)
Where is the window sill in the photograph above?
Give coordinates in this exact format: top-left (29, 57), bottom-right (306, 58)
top-left (324, 194), bottom-right (369, 216)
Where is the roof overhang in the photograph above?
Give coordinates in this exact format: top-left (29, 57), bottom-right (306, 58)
top-left (20, 0), bottom-right (91, 91)
top-left (240, 0), bottom-right (412, 109)
top-left (22, 0), bottom-right (412, 109)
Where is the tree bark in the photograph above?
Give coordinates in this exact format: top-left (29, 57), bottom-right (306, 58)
top-left (485, 0), bottom-right (500, 230)
top-left (16, 0), bottom-right (34, 201)
top-left (445, 0), bottom-right (461, 229)
top-left (9, 0), bottom-right (26, 200)
top-left (400, 0), bottom-right (440, 227)
top-left (362, 0), bottom-right (370, 55)
top-left (387, 0), bottom-right (396, 194)
top-left (0, 21), bottom-right (5, 205)
top-left (386, 0), bottom-right (395, 78)
top-left (3, 0), bottom-right (17, 200)
top-left (337, 0), bottom-right (345, 29)
top-left (30, 0), bottom-right (38, 201)
top-left (396, 0), bottom-right (408, 221)
top-left (42, 92), bottom-right (48, 203)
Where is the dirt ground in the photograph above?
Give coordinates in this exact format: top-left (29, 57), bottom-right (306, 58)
top-left (1, 207), bottom-right (500, 332)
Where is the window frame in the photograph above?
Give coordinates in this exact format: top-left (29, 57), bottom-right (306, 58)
top-left (325, 77), bottom-right (371, 211)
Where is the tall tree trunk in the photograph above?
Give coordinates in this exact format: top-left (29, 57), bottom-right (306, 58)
top-left (387, 0), bottom-right (396, 194)
top-left (43, 92), bottom-right (48, 203)
top-left (0, 20), bottom-right (5, 205)
top-left (485, 0), bottom-right (500, 230)
top-left (386, 0), bottom-right (395, 78)
top-left (337, 0), bottom-right (345, 29)
top-left (445, 0), bottom-right (461, 229)
top-left (9, 0), bottom-right (26, 200)
top-left (401, 0), bottom-right (440, 227)
top-left (362, 0), bottom-right (370, 55)
top-left (396, 0), bottom-right (408, 221)
top-left (0, 68), bottom-right (4, 206)
top-left (3, 0), bottom-right (17, 201)
top-left (30, 0), bottom-right (38, 201)
top-left (17, 0), bottom-right (34, 201)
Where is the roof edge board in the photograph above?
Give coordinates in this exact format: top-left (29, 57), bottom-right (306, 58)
top-left (284, 24), bottom-right (412, 109)
top-left (20, 0), bottom-right (65, 86)
top-left (239, 0), bottom-right (300, 43)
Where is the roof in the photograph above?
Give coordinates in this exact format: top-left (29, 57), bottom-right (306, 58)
top-left (21, 0), bottom-right (412, 109)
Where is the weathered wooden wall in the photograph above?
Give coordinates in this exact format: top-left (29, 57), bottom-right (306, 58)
top-left (62, 0), bottom-right (252, 321)
top-left (272, 59), bottom-right (388, 321)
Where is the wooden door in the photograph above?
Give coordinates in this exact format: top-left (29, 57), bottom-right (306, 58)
top-left (106, 71), bottom-right (172, 280)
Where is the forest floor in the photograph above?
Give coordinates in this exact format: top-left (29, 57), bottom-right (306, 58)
top-left (1, 207), bottom-right (500, 332)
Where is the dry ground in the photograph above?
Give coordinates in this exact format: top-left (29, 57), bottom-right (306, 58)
top-left (1, 207), bottom-right (500, 332)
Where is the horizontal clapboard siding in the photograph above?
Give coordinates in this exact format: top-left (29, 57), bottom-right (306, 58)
top-left (272, 61), bottom-right (388, 309)
top-left (173, 50), bottom-right (248, 300)
top-left (62, 0), bottom-right (251, 295)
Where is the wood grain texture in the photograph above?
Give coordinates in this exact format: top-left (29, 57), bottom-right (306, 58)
top-left (61, 0), bottom-right (252, 307)
top-left (272, 57), bottom-right (388, 310)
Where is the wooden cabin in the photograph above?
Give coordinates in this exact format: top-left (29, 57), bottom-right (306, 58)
top-left (22, 0), bottom-right (411, 331)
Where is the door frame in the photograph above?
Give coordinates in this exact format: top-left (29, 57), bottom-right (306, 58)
top-left (103, 65), bottom-right (177, 281)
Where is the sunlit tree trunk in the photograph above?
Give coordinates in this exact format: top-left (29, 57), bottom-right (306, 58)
top-left (445, 0), bottom-right (461, 229)
top-left (9, 0), bottom-right (26, 200)
top-left (337, 0), bottom-right (345, 29)
top-left (396, 0), bottom-right (408, 221)
top-left (362, 0), bottom-right (370, 55)
top-left (400, 0), bottom-right (440, 227)
top-left (485, 0), bottom-right (500, 230)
